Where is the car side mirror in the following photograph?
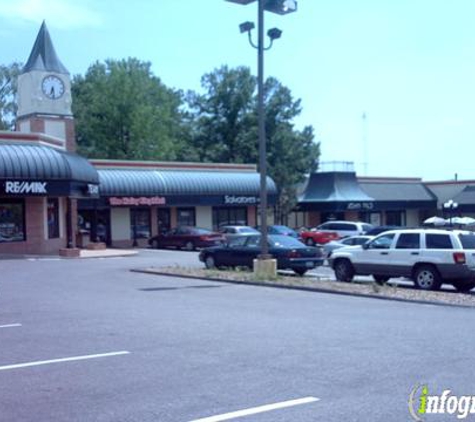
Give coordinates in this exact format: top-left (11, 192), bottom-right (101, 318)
top-left (362, 243), bottom-right (370, 250)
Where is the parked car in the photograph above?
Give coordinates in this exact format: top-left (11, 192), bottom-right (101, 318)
top-left (300, 229), bottom-right (340, 246)
top-left (219, 225), bottom-right (260, 242)
top-left (328, 228), bottom-right (475, 292)
top-left (148, 226), bottom-right (225, 251)
top-left (199, 234), bottom-right (324, 276)
top-left (266, 225), bottom-right (300, 239)
top-left (323, 235), bottom-right (374, 258)
top-left (316, 220), bottom-right (373, 238)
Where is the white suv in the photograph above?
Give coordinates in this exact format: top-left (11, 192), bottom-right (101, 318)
top-left (328, 228), bottom-right (475, 292)
top-left (316, 221), bottom-right (373, 238)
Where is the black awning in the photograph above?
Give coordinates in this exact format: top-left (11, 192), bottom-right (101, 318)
top-left (95, 169), bottom-right (277, 206)
top-left (299, 171), bottom-right (374, 204)
top-left (0, 144), bottom-right (99, 198)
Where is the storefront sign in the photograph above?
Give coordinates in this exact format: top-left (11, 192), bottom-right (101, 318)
top-left (87, 184), bottom-right (100, 196)
top-left (224, 195), bottom-right (259, 205)
top-left (109, 197), bottom-right (166, 206)
top-left (347, 202), bottom-right (374, 211)
top-left (4, 181), bottom-right (48, 194)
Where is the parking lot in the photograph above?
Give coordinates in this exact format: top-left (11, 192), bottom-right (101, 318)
top-left (1, 249), bottom-right (474, 421)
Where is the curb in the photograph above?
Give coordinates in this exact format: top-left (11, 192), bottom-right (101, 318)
top-left (130, 269), bottom-right (475, 309)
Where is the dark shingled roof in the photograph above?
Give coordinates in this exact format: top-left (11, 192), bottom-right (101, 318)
top-left (97, 169), bottom-right (277, 197)
top-left (0, 144), bottom-right (98, 183)
top-left (22, 21), bottom-right (69, 74)
top-left (299, 172), bottom-right (374, 203)
top-left (452, 186), bottom-right (475, 205)
top-left (360, 181), bottom-right (436, 202)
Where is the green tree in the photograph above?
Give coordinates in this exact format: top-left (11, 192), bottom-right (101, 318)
top-left (185, 65), bottom-right (257, 163)
top-left (0, 63), bottom-right (22, 130)
top-left (72, 58), bottom-right (186, 160)
top-left (187, 65), bottom-right (320, 224)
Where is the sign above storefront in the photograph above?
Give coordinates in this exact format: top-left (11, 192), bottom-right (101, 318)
top-left (347, 202), bottom-right (374, 211)
top-left (4, 181), bottom-right (48, 194)
top-left (224, 195), bottom-right (260, 205)
top-left (109, 197), bottom-right (166, 206)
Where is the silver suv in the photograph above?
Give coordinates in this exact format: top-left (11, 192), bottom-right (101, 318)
top-left (317, 221), bottom-right (373, 238)
top-left (328, 228), bottom-right (475, 292)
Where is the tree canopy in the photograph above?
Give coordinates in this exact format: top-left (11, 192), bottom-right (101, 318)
top-left (0, 63), bottom-right (22, 130)
top-left (186, 65), bottom-right (320, 223)
top-left (72, 58), bottom-right (186, 160)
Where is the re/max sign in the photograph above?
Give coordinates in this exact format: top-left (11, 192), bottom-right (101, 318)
top-left (4, 181), bottom-right (48, 194)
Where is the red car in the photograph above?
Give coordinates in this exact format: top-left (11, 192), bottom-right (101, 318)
top-left (300, 229), bottom-right (340, 246)
top-left (148, 226), bottom-right (225, 251)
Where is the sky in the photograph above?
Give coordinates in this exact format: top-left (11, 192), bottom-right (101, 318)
top-left (1, 0), bottom-right (475, 181)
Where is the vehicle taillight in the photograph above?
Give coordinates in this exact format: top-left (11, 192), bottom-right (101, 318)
top-left (288, 250), bottom-right (301, 258)
top-left (200, 235), bottom-right (210, 241)
top-left (453, 252), bottom-right (466, 264)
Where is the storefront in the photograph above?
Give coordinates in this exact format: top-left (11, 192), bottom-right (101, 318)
top-left (295, 169), bottom-right (437, 228)
top-left (0, 138), bottom-right (99, 254)
top-left (78, 161), bottom-right (278, 248)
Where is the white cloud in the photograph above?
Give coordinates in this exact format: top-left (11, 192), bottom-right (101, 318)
top-left (0, 0), bottom-right (102, 29)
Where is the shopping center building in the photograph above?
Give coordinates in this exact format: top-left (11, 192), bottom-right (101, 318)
top-left (2, 23), bottom-right (475, 255)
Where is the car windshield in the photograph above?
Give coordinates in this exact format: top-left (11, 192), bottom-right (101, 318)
top-left (269, 235), bottom-right (304, 248)
top-left (193, 228), bottom-right (213, 235)
top-left (239, 227), bottom-right (258, 233)
top-left (459, 234), bottom-right (475, 249)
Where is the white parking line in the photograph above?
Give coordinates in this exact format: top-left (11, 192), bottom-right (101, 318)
top-left (188, 396), bottom-right (320, 422)
top-left (0, 350), bottom-right (130, 371)
top-left (0, 323), bottom-right (22, 329)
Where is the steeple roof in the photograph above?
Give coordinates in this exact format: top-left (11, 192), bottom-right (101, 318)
top-left (22, 21), bottom-right (69, 74)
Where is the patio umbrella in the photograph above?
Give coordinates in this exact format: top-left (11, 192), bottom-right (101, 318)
top-left (423, 216), bottom-right (447, 226)
top-left (451, 216), bottom-right (475, 225)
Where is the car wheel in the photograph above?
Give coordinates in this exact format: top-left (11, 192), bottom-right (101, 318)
top-left (453, 281), bottom-right (475, 293)
top-left (294, 268), bottom-right (307, 276)
top-left (305, 238), bottom-right (315, 246)
top-left (183, 241), bottom-right (195, 251)
top-left (373, 275), bottom-right (389, 285)
top-left (334, 259), bottom-right (354, 282)
top-left (413, 265), bottom-right (441, 291)
top-left (204, 255), bottom-right (216, 269)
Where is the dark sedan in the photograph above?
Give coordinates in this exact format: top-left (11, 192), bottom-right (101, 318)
top-left (199, 234), bottom-right (324, 276)
top-left (148, 226), bottom-right (225, 251)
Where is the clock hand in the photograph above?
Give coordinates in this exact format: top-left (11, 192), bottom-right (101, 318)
top-left (50, 86), bottom-right (55, 98)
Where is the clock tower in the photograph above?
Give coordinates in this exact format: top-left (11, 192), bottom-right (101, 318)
top-left (16, 22), bottom-right (76, 152)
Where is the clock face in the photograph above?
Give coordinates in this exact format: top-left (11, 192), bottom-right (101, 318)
top-left (42, 75), bottom-right (65, 100)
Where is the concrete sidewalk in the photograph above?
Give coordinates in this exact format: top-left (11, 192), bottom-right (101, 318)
top-left (79, 249), bottom-right (139, 259)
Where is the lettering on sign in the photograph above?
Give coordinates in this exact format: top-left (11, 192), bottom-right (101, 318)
top-left (347, 202), bottom-right (374, 211)
top-left (5, 181), bottom-right (48, 194)
top-left (224, 195), bottom-right (259, 205)
top-left (109, 197), bottom-right (166, 206)
top-left (87, 184), bottom-right (99, 196)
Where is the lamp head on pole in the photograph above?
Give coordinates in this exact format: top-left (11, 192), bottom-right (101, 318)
top-left (267, 27), bottom-right (282, 40)
top-left (239, 21), bottom-right (255, 33)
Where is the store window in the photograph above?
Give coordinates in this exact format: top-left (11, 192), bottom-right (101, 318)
top-left (47, 198), bottom-right (60, 239)
top-left (212, 207), bottom-right (247, 230)
top-left (0, 200), bottom-right (25, 242)
top-left (386, 211), bottom-right (406, 226)
top-left (177, 208), bottom-right (196, 227)
top-left (130, 208), bottom-right (151, 239)
top-left (157, 209), bottom-right (171, 234)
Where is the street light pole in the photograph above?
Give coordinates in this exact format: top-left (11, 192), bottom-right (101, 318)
top-left (225, 0), bottom-right (297, 276)
top-left (257, 0), bottom-right (270, 258)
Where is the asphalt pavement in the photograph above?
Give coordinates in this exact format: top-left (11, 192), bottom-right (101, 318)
top-left (0, 249), bottom-right (473, 421)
